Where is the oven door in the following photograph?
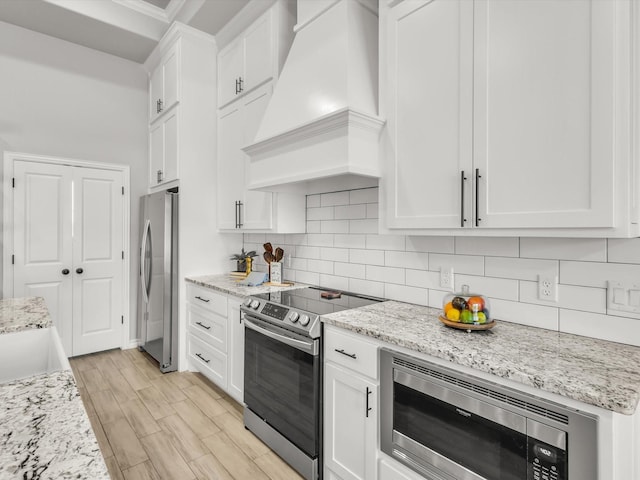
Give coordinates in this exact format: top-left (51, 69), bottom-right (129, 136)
top-left (243, 316), bottom-right (320, 458)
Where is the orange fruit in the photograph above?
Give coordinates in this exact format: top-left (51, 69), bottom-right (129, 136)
top-left (443, 302), bottom-right (454, 313)
top-left (468, 296), bottom-right (485, 312)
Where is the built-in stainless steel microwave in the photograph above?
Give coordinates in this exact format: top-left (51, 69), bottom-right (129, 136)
top-left (380, 349), bottom-right (598, 480)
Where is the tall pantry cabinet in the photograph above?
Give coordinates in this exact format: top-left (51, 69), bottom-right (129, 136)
top-left (380, 0), bottom-right (639, 237)
top-left (216, 0), bottom-right (305, 233)
top-left (145, 23), bottom-right (238, 370)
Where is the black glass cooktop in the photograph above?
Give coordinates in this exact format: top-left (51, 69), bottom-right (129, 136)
top-left (253, 286), bottom-right (383, 316)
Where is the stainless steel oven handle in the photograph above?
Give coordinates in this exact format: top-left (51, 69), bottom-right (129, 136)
top-left (244, 317), bottom-right (318, 356)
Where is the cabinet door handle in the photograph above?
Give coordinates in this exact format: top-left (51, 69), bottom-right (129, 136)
top-left (195, 353), bottom-right (210, 363)
top-left (366, 387), bottom-right (372, 418)
top-left (475, 168), bottom-right (482, 226)
top-left (334, 348), bottom-right (357, 359)
top-left (238, 76), bottom-right (244, 93)
top-left (157, 169), bottom-right (163, 183)
top-left (460, 170), bottom-right (467, 228)
top-left (158, 99), bottom-right (163, 113)
top-left (235, 78), bottom-right (240, 95)
top-left (195, 321), bottom-right (211, 330)
top-left (195, 296), bottom-right (210, 303)
top-left (237, 201), bottom-right (243, 228)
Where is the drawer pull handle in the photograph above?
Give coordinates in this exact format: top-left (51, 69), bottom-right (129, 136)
top-left (195, 353), bottom-right (210, 363)
top-left (366, 387), bottom-right (372, 418)
top-left (195, 296), bottom-right (210, 303)
top-left (195, 321), bottom-right (211, 330)
top-left (335, 348), bottom-right (357, 359)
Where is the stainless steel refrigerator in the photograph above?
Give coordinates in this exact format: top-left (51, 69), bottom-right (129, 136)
top-left (138, 187), bottom-right (178, 372)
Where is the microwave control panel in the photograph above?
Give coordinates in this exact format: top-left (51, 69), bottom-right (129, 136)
top-left (529, 440), bottom-right (566, 480)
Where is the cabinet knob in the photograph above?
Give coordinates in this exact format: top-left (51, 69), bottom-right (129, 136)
top-left (62, 268), bottom-right (70, 275)
top-left (76, 268), bottom-right (84, 274)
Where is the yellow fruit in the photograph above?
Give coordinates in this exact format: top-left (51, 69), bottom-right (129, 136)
top-left (476, 312), bottom-right (487, 323)
top-left (446, 308), bottom-right (461, 322)
top-left (443, 302), bottom-right (454, 313)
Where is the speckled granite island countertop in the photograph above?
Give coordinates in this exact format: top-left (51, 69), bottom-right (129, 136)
top-left (0, 296), bottom-right (51, 334)
top-left (322, 301), bottom-right (640, 415)
top-left (186, 273), bottom-right (310, 297)
top-left (0, 297), bottom-right (109, 479)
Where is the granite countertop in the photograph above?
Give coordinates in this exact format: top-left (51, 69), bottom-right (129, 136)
top-left (186, 273), bottom-right (310, 297)
top-left (322, 300), bottom-right (640, 415)
top-left (0, 370), bottom-right (109, 479)
top-left (0, 297), bottom-right (51, 334)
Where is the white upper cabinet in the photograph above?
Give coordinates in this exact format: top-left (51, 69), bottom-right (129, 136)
top-left (218, 4), bottom-right (291, 109)
top-left (149, 41), bottom-right (179, 123)
top-left (381, 0), bottom-right (639, 237)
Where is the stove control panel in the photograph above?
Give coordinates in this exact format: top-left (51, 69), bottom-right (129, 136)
top-left (261, 302), bottom-right (290, 321)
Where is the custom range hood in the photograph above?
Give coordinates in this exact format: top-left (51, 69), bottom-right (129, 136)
top-left (243, 0), bottom-right (384, 194)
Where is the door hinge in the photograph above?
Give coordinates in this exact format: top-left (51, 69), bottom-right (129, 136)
top-left (12, 178), bottom-right (15, 188)
top-left (121, 315), bottom-right (124, 325)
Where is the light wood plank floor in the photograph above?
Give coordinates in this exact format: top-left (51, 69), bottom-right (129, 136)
top-left (70, 348), bottom-right (304, 480)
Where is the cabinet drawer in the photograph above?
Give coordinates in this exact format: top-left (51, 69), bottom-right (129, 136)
top-left (188, 334), bottom-right (227, 389)
top-left (324, 326), bottom-right (379, 379)
top-left (187, 304), bottom-right (227, 353)
top-left (186, 284), bottom-right (227, 316)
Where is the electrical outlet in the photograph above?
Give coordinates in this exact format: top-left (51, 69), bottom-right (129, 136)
top-left (440, 267), bottom-right (454, 290)
top-left (537, 275), bottom-right (558, 302)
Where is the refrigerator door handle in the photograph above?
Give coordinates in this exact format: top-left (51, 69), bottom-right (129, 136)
top-left (140, 219), bottom-right (152, 304)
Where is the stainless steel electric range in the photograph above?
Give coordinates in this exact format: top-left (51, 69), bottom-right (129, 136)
top-left (240, 286), bottom-right (383, 480)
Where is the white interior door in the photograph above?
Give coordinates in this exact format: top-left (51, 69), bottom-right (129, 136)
top-left (12, 159), bottom-right (124, 356)
top-left (71, 167), bottom-right (124, 356)
top-left (13, 160), bottom-right (74, 353)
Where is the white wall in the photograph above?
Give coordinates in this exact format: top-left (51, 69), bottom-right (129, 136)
top-left (0, 20), bottom-right (148, 342)
top-left (245, 187), bottom-right (640, 347)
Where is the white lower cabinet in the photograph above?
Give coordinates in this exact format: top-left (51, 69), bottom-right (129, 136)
top-left (324, 325), bottom-right (378, 480)
top-left (378, 454), bottom-right (423, 480)
top-left (186, 284), bottom-right (244, 403)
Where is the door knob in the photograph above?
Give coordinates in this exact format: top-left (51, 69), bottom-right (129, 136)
top-left (76, 268), bottom-right (84, 274)
top-left (62, 268), bottom-right (70, 275)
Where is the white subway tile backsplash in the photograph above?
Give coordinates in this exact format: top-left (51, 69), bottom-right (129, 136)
top-left (245, 233), bottom-right (267, 243)
top-left (349, 278), bottom-right (385, 298)
top-left (366, 265), bottom-right (405, 285)
top-left (306, 220), bottom-right (321, 233)
top-left (296, 270), bottom-right (319, 285)
top-left (307, 206), bottom-right (334, 221)
top-left (559, 309), bottom-right (640, 346)
top-left (560, 261), bottom-right (640, 288)
top-left (350, 219), bottom-right (378, 234)
top-left (520, 237), bottom-right (607, 262)
top-left (307, 259), bottom-right (334, 274)
top-left (350, 188), bottom-right (378, 204)
top-left (319, 274), bottom-right (349, 291)
top-left (306, 194), bottom-right (321, 208)
top-left (608, 238), bottom-right (640, 264)
top-left (490, 299), bottom-right (559, 330)
top-left (429, 254), bottom-right (484, 275)
top-left (406, 269), bottom-right (439, 289)
top-left (455, 237), bottom-right (519, 257)
top-left (350, 249), bottom-right (385, 266)
top-left (335, 204), bottom-right (366, 220)
top-left (366, 203), bottom-right (379, 219)
top-left (334, 234), bottom-right (366, 249)
top-left (519, 281), bottom-right (606, 314)
top-left (406, 236), bottom-right (454, 254)
top-left (306, 234), bottom-right (334, 247)
top-left (385, 251), bottom-right (429, 270)
top-left (455, 275), bottom-right (519, 301)
top-left (320, 247), bottom-right (349, 262)
top-left (366, 234), bottom-right (405, 251)
top-left (321, 220), bottom-right (349, 234)
top-left (385, 283), bottom-right (428, 306)
top-left (485, 257), bottom-right (557, 281)
top-left (295, 245), bottom-right (320, 259)
top-left (335, 262), bottom-right (366, 279)
top-left (321, 191), bottom-right (350, 207)
top-left (279, 188), bottom-right (640, 346)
